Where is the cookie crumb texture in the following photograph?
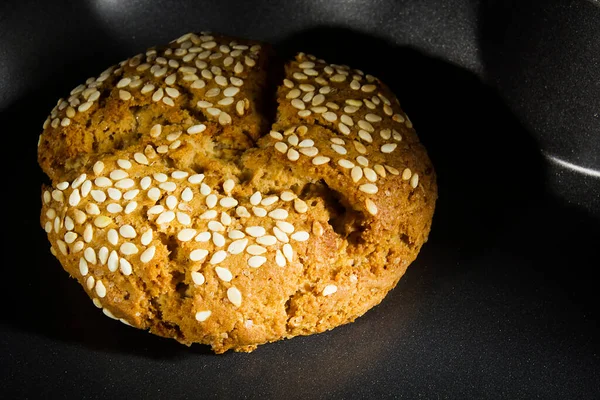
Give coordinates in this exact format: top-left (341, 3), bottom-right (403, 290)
top-left (37, 32), bottom-right (437, 353)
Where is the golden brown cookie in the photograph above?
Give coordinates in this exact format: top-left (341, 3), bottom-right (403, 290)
top-left (37, 32), bottom-right (437, 353)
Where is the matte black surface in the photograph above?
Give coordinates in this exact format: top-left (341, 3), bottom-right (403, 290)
top-left (1, 0), bottom-right (599, 398)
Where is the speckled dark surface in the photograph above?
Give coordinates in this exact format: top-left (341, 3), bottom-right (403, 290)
top-left (1, 0), bottom-right (598, 398)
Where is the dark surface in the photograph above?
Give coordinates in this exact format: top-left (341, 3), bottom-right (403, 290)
top-left (1, 0), bottom-right (599, 399)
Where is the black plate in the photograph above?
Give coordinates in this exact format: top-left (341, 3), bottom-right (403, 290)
top-left (1, 0), bottom-right (599, 398)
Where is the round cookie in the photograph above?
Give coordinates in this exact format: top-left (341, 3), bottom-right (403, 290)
top-left (37, 32), bottom-right (437, 353)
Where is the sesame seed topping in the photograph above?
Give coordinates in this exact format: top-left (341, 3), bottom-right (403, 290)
top-left (287, 148), bottom-right (300, 161)
top-left (95, 281), bottom-right (107, 298)
top-left (107, 250), bottom-right (119, 272)
top-left (227, 287), bottom-right (242, 307)
top-left (140, 246), bottom-right (156, 263)
top-left (410, 173), bottom-right (419, 188)
top-left (107, 188), bottom-right (122, 200)
top-left (246, 226), bottom-right (265, 237)
top-left (322, 284), bottom-right (338, 296)
top-left (98, 247), bottom-right (108, 265)
top-left (312, 156), bottom-right (330, 165)
top-left (156, 211), bottom-right (175, 224)
top-left (338, 158), bottom-right (355, 169)
top-left (188, 174), bottom-right (205, 184)
top-left (187, 124), bottom-right (206, 134)
top-left (247, 255), bottom-right (267, 268)
top-left (365, 113), bottom-right (382, 123)
top-left (381, 143), bottom-right (397, 153)
top-left (323, 111), bottom-right (338, 122)
top-left (359, 183), bottom-right (378, 194)
top-left (291, 231), bottom-right (309, 241)
top-left (191, 271), bottom-right (205, 285)
top-left (402, 168), bottom-right (412, 180)
top-left (64, 232), bottom-right (77, 244)
top-left (291, 99), bottom-right (305, 110)
top-left (120, 258), bottom-right (133, 275)
top-left (152, 88), bottom-right (164, 102)
top-left (208, 221), bottom-right (225, 232)
top-left (106, 203), bottom-right (123, 213)
top-left (294, 199), bottom-right (308, 213)
top-left (200, 183), bottom-right (211, 195)
top-left (195, 310), bottom-right (211, 321)
top-left (385, 165), bottom-right (400, 175)
top-left (215, 266), bottom-right (233, 282)
top-left (210, 250), bottom-right (227, 264)
top-left (190, 248), bottom-right (209, 262)
top-left (283, 243), bottom-right (293, 262)
top-left (331, 144), bottom-right (347, 155)
top-left (94, 216), bottom-right (112, 228)
top-left (364, 168), bottom-right (377, 182)
top-left (261, 196), bottom-right (278, 206)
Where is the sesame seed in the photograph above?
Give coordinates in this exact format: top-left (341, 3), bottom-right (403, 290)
top-left (275, 250), bottom-right (286, 266)
top-left (247, 255), bottom-right (266, 268)
top-left (81, 223), bottom-right (93, 243)
top-left (267, 209), bottom-right (288, 220)
top-left (364, 99), bottom-right (376, 109)
top-left (83, 247), bottom-right (96, 264)
top-left (210, 250), bottom-right (227, 264)
top-left (330, 74), bottom-right (346, 82)
top-left (272, 227), bottom-right (289, 243)
top-left (124, 201), bottom-right (137, 214)
top-left (269, 131), bottom-right (284, 141)
top-left (64, 232), bottom-right (77, 244)
top-left (350, 80), bottom-right (360, 90)
top-left (344, 105), bottom-right (358, 114)
top-left (94, 216), bottom-right (112, 228)
top-left (81, 180), bottom-right (92, 197)
top-left (402, 168), bottom-right (412, 180)
top-left (287, 134), bottom-right (299, 146)
top-left (235, 100), bottom-right (245, 115)
top-left (109, 170), bottom-right (127, 181)
top-left (200, 183), bottom-right (211, 195)
top-left (156, 211), bottom-right (175, 224)
top-left (323, 112), bottom-right (338, 122)
top-left (365, 113), bottom-right (382, 123)
top-left (392, 130), bottom-right (402, 141)
top-left (107, 228), bottom-right (119, 246)
top-left (86, 276), bottom-right (95, 289)
top-left (261, 196), bottom-right (279, 206)
top-left (213, 232), bottom-right (226, 247)
top-left (338, 122), bottom-right (351, 135)
top-left (302, 91), bottom-right (314, 102)
top-left (291, 231), bottom-right (309, 241)
top-left (374, 164), bottom-right (387, 177)
top-left (246, 226), bottom-right (265, 237)
top-left (340, 115), bottom-right (353, 127)
top-left (73, 209), bottom-right (87, 225)
top-left (283, 243), bottom-right (293, 262)
top-left (190, 248), bottom-right (209, 262)
top-left (115, 179), bottom-right (134, 190)
top-left (43, 191), bottom-right (51, 204)
top-left (119, 224), bottom-right (136, 239)
top-left (359, 183), bottom-right (378, 194)
top-left (163, 97), bottom-right (175, 107)
top-left (141, 83), bottom-right (155, 94)
top-left (120, 258), bottom-right (133, 275)
top-left (312, 156), bottom-right (330, 165)
top-left (159, 182), bottom-right (176, 192)
top-left (107, 250), bottom-right (119, 272)
top-left (95, 281), bottom-right (107, 298)
top-left (294, 199), bottom-right (308, 214)
top-left (56, 240), bottom-right (68, 255)
top-left (193, 231), bottom-right (210, 242)
top-left (85, 203), bottom-right (100, 216)
top-left (60, 117), bottom-right (71, 126)
top-left (338, 159), bottom-right (355, 169)
top-left (46, 208), bottom-right (56, 219)
top-left (219, 197), bottom-right (238, 208)
top-left (195, 310), bottom-right (211, 322)
top-left (208, 221), bottom-right (225, 232)
top-left (227, 287), bottom-right (242, 307)
top-left (322, 284), bottom-right (338, 296)
top-left (78, 101), bottom-right (93, 112)
top-left (311, 106), bottom-right (327, 113)
top-left (381, 143), bottom-right (397, 153)
top-left (119, 90), bottom-right (132, 101)
top-left (188, 174), bottom-right (204, 184)
top-left (364, 168), bottom-right (378, 182)
top-left (291, 99), bottom-right (305, 110)
top-left (98, 246), bottom-right (108, 265)
top-left (331, 144), bottom-right (347, 155)
top-left (299, 61), bottom-right (315, 68)
top-left (361, 84), bottom-right (377, 93)
top-left (358, 130), bottom-right (373, 143)
top-left (380, 129), bottom-right (392, 140)
top-left (57, 181), bottom-right (69, 190)
top-left (410, 173), bottom-right (419, 188)
top-left (106, 203), bottom-right (123, 213)
top-left (287, 148), bottom-right (300, 161)
top-left (107, 188), bottom-right (122, 200)
top-left (205, 194), bottom-right (217, 208)
top-left (191, 271), bottom-right (205, 286)
top-left (148, 205), bottom-right (165, 215)
top-left (67, 189), bottom-right (81, 207)
top-left (71, 174), bottom-right (87, 189)
top-left (384, 165), bottom-right (400, 175)
top-left (200, 209), bottom-right (217, 219)
top-left (213, 266), bottom-right (233, 282)
top-left (190, 80), bottom-right (206, 89)
top-left (64, 216), bottom-right (74, 231)
top-left (152, 88), bottom-right (164, 102)
top-left (218, 112), bottom-right (232, 125)
top-left (137, 245), bottom-right (155, 264)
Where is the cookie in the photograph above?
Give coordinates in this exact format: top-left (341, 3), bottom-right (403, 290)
top-left (37, 31), bottom-right (437, 353)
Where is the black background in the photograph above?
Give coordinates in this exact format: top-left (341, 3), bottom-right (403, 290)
top-left (1, 0), bottom-right (599, 398)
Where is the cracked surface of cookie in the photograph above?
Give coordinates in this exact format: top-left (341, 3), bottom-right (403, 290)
top-left (38, 31), bottom-right (437, 353)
